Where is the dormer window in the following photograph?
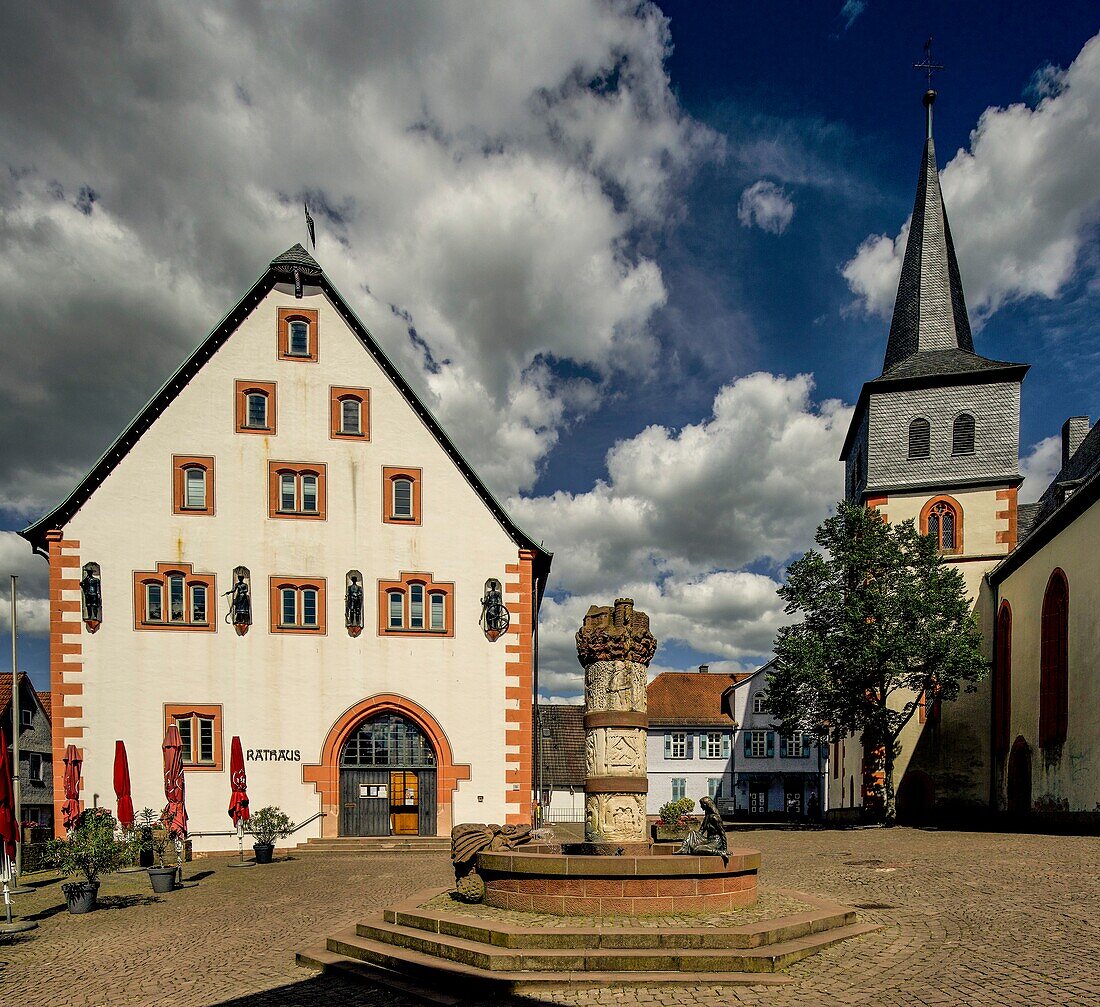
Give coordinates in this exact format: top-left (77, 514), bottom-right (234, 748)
top-left (952, 413), bottom-right (975, 456)
top-left (908, 417), bottom-right (931, 459)
top-left (278, 307), bottom-right (318, 362)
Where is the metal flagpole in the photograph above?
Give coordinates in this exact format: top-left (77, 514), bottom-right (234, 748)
top-left (9, 577), bottom-right (31, 895)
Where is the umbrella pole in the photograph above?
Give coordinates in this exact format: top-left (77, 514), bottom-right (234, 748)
top-left (8, 577), bottom-right (31, 896)
top-left (228, 820), bottom-right (254, 868)
top-left (175, 836), bottom-right (184, 887)
top-left (0, 869), bottom-right (36, 934)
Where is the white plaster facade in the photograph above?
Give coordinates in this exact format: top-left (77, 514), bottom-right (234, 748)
top-left (27, 250), bottom-right (548, 849)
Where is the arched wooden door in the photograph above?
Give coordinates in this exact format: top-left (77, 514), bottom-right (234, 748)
top-left (338, 713), bottom-right (437, 836)
top-left (1006, 737), bottom-right (1031, 815)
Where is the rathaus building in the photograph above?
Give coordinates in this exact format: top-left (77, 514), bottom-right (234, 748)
top-left (23, 245), bottom-right (551, 847)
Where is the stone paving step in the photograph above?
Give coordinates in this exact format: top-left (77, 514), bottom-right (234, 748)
top-left (382, 901), bottom-right (858, 950)
top-left (295, 837), bottom-right (450, 853)
top-left (305, 928), bottom-right (799, 991)
top-left (296, 946), bottom-right (462, 1005)
top-left (332, 919), bottom-right (879, 974)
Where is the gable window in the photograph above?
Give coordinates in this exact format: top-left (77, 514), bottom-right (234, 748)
top-left (908, 417), bottom-right (931, 459)
top-left (752, 694), bottom-right (768, 715)
top-left (921, 496), bottom-right (963, 554)
top-left (165, 704), bottom-right (223, 771)
top-left (330, 387), bottom-right (370, 440)
top-left (270, 578), bottom-right (327, 634)
top-left (269, 463), bottom-right (327, 520)
top-left (382, 467), bottom-right (422, 525)
top-left (952, 413), bottom-right (975, 455)
top-left (277, 307), bottom-right (319, 362)
top-left (235, 380), bottom-right (277, 434)
top-left (172, 456), bottom-right (215, 516)
top-left (1039, 569), bottom-right (1069, 750)
top-left (135, 563), bottom-right (215, 632)
top-left (378, 572), bottom-right (454, 637)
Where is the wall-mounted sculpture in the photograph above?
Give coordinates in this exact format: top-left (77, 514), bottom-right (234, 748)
top-left (80, 562), bottom-right (102, 633)
top-left (479, 578), bottom-right (509, 642)
top-left (345, 570), bottom-right (364, 637)
top-left (575, 597), bottom-right (657, 844)
top-left (224, 566), bottom-right (252, 636)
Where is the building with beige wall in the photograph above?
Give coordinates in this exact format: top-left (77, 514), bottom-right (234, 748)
top-left (22, 244), bottom-right (550, 848)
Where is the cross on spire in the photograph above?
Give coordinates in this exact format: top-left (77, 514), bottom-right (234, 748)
top-left (913, 35), bottom-right (944, 88)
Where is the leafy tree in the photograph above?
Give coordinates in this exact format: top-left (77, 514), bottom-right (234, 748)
top-left (767, 500), bottom-right (986, 823)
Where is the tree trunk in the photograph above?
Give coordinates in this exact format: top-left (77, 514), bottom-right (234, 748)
top-left (883, 738), bottom-right (897, 826)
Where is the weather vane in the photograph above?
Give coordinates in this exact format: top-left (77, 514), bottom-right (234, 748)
top-left (913, 35), bottom-right (944, 89)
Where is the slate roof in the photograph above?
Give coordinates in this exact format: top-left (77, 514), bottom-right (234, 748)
top-left (873, 348), bottom-right (1026, 385)
top-left (992, 417), bottom-right (1100, 584)
top-left (536, 704), bottom-right (585, 788)
top-left (647, 671), bottom-right (746, 728)
top-left (20, 246), bottom-right (552, 593)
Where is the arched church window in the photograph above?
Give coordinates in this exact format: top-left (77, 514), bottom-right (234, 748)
top-left (1039, 569), bottom-right (1069, 750)
top-left (952, 413), bottom-right (975, 455)
top-left (921, 496), bottom-right (962, 554)
top-left (908, 417), bottom-right (931, 459)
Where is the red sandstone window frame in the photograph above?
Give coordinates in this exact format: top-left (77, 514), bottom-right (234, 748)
top-left (234, 380), bottom-right (277, 435)
top-left (269, 577), bottom-right (327, 634)
top-left (172, 455), bottom-right (215, 516)
top-left (377, 572), bottom-right (454, 638)
top-left (920, 494), bottom-right (963, 555)
top-left (330, 386), bottom-right (370, 440)
top-left (1039, 569), bottom-right (1069, 750)
top-left (268, 462), bottom-right (327, 520)
top-left (382, 466), bottom-right (422, 525)
top-left (134, 563), bottom-right (216, 632)
top-left (277, 307), bottom-right (319, 362)
top-left (164, 704), bottom-right (224, 771)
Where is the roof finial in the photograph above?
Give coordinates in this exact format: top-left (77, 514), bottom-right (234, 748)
top-left (914, 36), bottom-right (944, 140)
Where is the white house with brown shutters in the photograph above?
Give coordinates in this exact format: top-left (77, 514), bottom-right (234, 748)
top-left (22, 244), bottom-right (550, 849)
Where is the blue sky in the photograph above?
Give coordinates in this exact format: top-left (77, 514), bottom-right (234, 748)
top-left (1, 3), bottom-right (1098, 699)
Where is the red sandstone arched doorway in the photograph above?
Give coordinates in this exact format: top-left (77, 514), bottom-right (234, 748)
top-left (303, 695), bottom-right (470, 838)
top-left (896, 770), bottom-right (935, 825)
top-left (1007, 736), bottom-right (1031, 815)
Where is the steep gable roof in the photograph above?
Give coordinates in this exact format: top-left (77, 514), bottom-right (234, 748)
top-left (0, 672), bottom-right (42, 721)
top-left (21, 245), bottom-right (551, 592)
top-left (647, 671), bottom-right (744, 728)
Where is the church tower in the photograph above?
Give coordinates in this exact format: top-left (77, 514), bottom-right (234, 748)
top-left (835, 86), bottom-right (1030, 819)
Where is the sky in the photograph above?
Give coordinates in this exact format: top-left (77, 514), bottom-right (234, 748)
top-left (1, 2), bottom-right (1098, 701)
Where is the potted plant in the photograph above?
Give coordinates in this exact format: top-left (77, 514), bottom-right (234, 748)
top-left (136, 807), bottom-right (178, 893)
top-left (653, 797), bottom-right (699, 842)
top-left (248, 806), bottom-right (293, 863)
top-left (46, 808), bottom-right (128, 914)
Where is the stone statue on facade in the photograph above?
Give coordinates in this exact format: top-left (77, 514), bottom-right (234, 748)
top-left (80, 565), bottom-right (102, 624)
top-left (675, 796), bottom-right (729, 865)
top-left (345, 575), bottom-right (363, 628)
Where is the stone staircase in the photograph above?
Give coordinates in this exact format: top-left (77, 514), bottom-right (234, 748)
top-left (294, 836), bottom-right (451, 854)
top-left (297, 887), bottom-right (879, 992)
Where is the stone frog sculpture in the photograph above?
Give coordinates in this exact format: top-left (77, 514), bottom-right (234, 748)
top-left (675, 796), bottom-right (729, 866)
top-left (450, 823), bottom-right (534, 903)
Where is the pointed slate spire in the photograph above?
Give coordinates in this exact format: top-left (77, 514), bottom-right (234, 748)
top-left (881, 90), bottom-right (974, 374)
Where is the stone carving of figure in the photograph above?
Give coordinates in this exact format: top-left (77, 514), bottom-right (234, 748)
top-left (676, 796), bottom-right (729, 865)
top-left (345, 575), bottom-right (363, 627)
top-left (225, 574), bottom-right (252, 626)
top-left (81, 566), bottom-right (102, 622)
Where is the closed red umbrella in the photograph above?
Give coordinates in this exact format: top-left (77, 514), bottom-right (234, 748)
top-left (62, 744), bottom-right (82, 832)
top-left (161, 726), bottom-right (187, 838)
top-left (0, 741), bottom-right (17, 866)
top-left (228, 736), bottom-right (249, 825)
top-left (113, 740), bottom-right (135, 829)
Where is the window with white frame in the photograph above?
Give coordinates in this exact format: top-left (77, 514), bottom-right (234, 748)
top-left (272, 465), bottom-right (324, 517)
top-left (669, 732), bottom-right (687, 759)
top-left (288, 320), bottom-right (310, 356)
top-left (29, 752), bottom-right (45, 783)
top-left (388, 590), bottom-right (403, 628)
top-left (279, 585), bottom-right (319, 629)
top-left (784, 731), bottom-right (805, 757)
top-left (183, 467), bottom-right (207, 510)
top-left (708, 777), bottom-right (722, 798)
top-left (340, 398), bottom-right (361, 435)
top-left (246, 392), bottom-right (269, 429)
top-left (671, 778), bottom-right (686, 801)
top-left (21, 707), bottom-right (33, 728)
top-left (429, 592), bottom-right (445, 631)
top-left (748, 731), bottom-right (768, 758)
top-left (705, 731), bottom-right (723, 758)
top-left (409, 584), bottom-right (425, 629)
top-left (190, 584), bottom-right (208, 624)
top-left (393, 478), bottom-right (413, 519)
top-left (167, 574), bottom-right (186, 622)
top-left (175, 713), bottom-right (216, 766)
top-left (752, 694), bottom-right (768, 714)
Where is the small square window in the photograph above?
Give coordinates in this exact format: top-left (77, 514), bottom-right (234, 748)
top-left (270, 464), bottom-right (326, 520)
top-left (21, 708), bottom-right (33, 729)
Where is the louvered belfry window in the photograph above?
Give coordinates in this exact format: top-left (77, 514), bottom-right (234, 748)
top-left (908, 417), bottom-right (931, 459)
top-left (952, 413), bottom-right (975, 455)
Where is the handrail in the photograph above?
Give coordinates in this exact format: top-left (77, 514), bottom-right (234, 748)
top-left (187, 811), bottom-right (326, 839)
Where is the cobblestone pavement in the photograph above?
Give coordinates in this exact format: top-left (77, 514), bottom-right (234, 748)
top-left (2, 828), bottom-right (1098, 1007)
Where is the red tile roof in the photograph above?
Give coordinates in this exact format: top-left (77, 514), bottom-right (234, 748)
top-left (38, 691), bottom-right (51, 723)
top-left (0, 673), bottom-right (43, 720)
top-left (647, 671), bottom-right (749, 727)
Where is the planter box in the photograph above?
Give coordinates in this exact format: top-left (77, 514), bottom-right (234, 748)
top-left (652, 824), bottom-right (694, 842)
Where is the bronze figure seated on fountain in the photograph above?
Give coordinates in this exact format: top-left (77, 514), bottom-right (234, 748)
top-left (675, 796), bottom-right (729, 865)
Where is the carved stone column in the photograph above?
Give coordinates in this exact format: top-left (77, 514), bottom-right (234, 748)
top-left (575, 598), bottom-right (657, 844)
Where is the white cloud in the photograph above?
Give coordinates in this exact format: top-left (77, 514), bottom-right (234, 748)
top-left (839, 1), bottom-right (867, 32)
top-left (0, 2), bottom-right (718, 513)
top-left (513, 372), bottom-right (850, 695)
top-left (0, 532), bottom-right (50, 634)
top-left (1019, 435), bottom-right (1062, 503)
top-left (843, 31), bottom-right (1100, 323)
top-left (737, 180), bottom-right (795, 235)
